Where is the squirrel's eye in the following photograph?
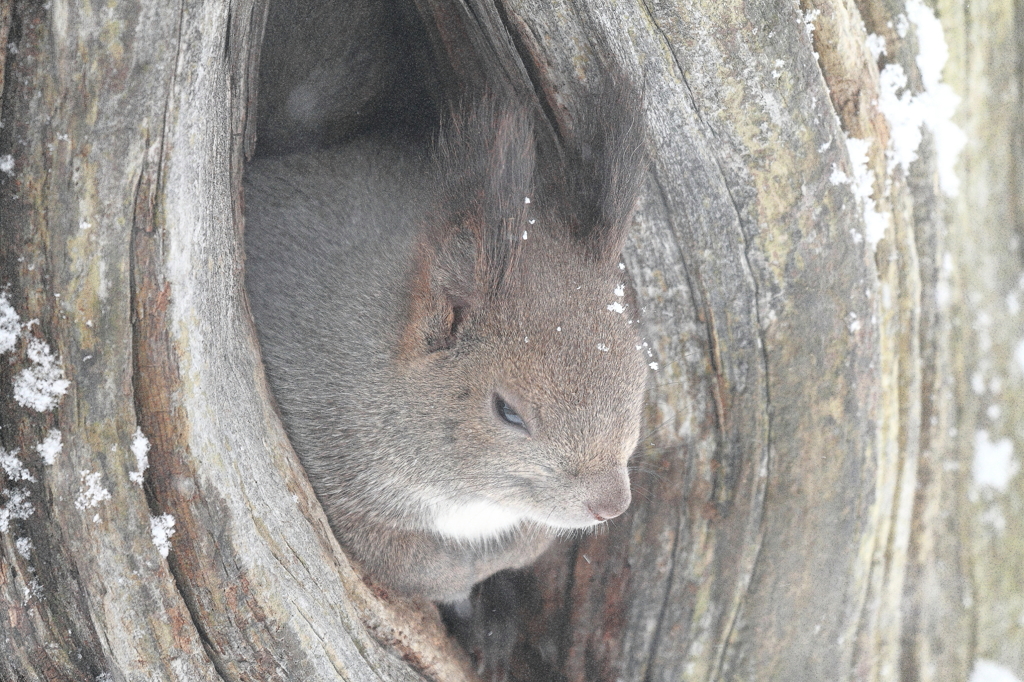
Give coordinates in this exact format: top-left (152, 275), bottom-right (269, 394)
top-left (494, 395), bottom-right (526, 430)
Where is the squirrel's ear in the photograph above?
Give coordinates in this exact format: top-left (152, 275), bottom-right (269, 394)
top-left (427, 97), bottom-right (535, 299)
top-left (561, 74), bottom-right (648, 266)
top-left (407, 240), bottom-right (475, 355)
top-left (404, 98), bottom-right (536, 354)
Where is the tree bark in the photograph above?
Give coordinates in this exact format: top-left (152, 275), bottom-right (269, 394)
top-left (0, 0), bottom-right (1021, 681)
top-left (0, 1), bottom-right (470, 680)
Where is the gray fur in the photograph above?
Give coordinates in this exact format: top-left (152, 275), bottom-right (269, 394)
top-left (244, 99), bottom-right (648, 602)
top-left (256, 0), bottom-right (435, 153)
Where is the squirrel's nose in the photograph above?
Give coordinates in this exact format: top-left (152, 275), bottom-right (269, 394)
top-left (583, 468), bottom-right (631, 521)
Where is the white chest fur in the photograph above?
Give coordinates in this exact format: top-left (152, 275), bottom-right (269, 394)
top-left (430, 499), bottom-right (524, 542)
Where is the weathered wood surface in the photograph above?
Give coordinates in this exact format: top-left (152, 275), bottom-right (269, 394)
top-left (0, 1), bottom-right (470, 680)
top-left (426, 0), bottom-right (1022, 680)
top-left (0, 0), bottom-right (1021, 681)
top-left (487, 1), bottom-right (875, 679)
top-left (944, 0), bottom-right (1024, 673)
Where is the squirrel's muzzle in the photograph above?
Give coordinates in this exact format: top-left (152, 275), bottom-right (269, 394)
top-left (581, 468), bottom-right (632, 521)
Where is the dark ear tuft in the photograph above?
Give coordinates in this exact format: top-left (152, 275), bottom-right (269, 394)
top-left (559, 74), bottom-right (648, 265)
top-left (427, 97), bottom-right (536, 298)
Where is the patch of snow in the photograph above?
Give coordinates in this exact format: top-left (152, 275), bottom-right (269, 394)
top-left (970, 660), bottom-right (1023, 682)
top-left (649, 362), bottom-right (659, 370)
top-left (972, 430), bottom-right (1018, 491)
top-left (877, 0), bottom-right (967, 196)
top-left (0, 292), bottom-right (21, 354)
top-left (150, 514), bottom-right (176, 558)
top-left (987, 404), bottom-right (1001, 420)
top-left (13, 338), bottom-right (70, 412)
top-left (979, 506), bottom-right (1006, 533)
top-left (1014, 338), bottom-right (1024, 374)
top-left (830, 165), bottom-right (850, 185)
top-left (842, 138), bottom-right (889, 247)
top-left (522, 230), bottom-right (528, 240)
top-left (878, 64), bottom-right (923, 173)
top-left (129, 427), bottom-right (150, 485)
top-left (866, 33), bottom-right (887, 59)
top-left (895, 14), bottom-right (909, 38)
top-left (0, 154), bottom-right (14, 175)
top-left (74, 471), bottom-right (111, 511)
top-left (23, 579), bottom-right (42, 604)
top-left (36, 429), bottom-right (62, 465)
top-left (596, 343), bottom-right (610, 352)
top-left (803, 9), bottom-right (821, 38)
top-left (607, 302), bottom-right (625, 314)
top-left (771, 59), bottom-right (785, 79)
top-left (1, 448), bottom-right (35, 482)
top-left (0, 489), bottom-right (34, 532)
top-left (847, 312), bottom-right (862, 333)
top-left (976, 311), bottom-right (993, 353)
top-left (1008, 293), bottom-right (1021, 315)
top-left (524, 196), bottom-right (530, 204)
top-left (15, 536), bottom-right (32, 559)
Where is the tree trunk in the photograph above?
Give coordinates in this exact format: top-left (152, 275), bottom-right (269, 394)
top-left (0, 1), bottom-right (1020, 682)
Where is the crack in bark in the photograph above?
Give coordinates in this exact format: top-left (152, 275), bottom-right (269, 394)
top-left (705, 150), bottom-right (772, 682)
top-left (634, 4), bottom-right (774, 678)
top-left (126, 4), bottom-right (231, 680)
top-left (491, 0), bottom-right (561, 136)
top-left (640, 495), bottom-right (685, 682)
top-left (153, 0), bottom-right (187, 204)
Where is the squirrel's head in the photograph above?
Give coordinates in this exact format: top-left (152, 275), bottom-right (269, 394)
top-left (399, 84), bottom-right (650, 541)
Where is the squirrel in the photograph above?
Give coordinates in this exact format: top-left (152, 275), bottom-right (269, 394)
top-left (246, 11), bottom-right (649, 601)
